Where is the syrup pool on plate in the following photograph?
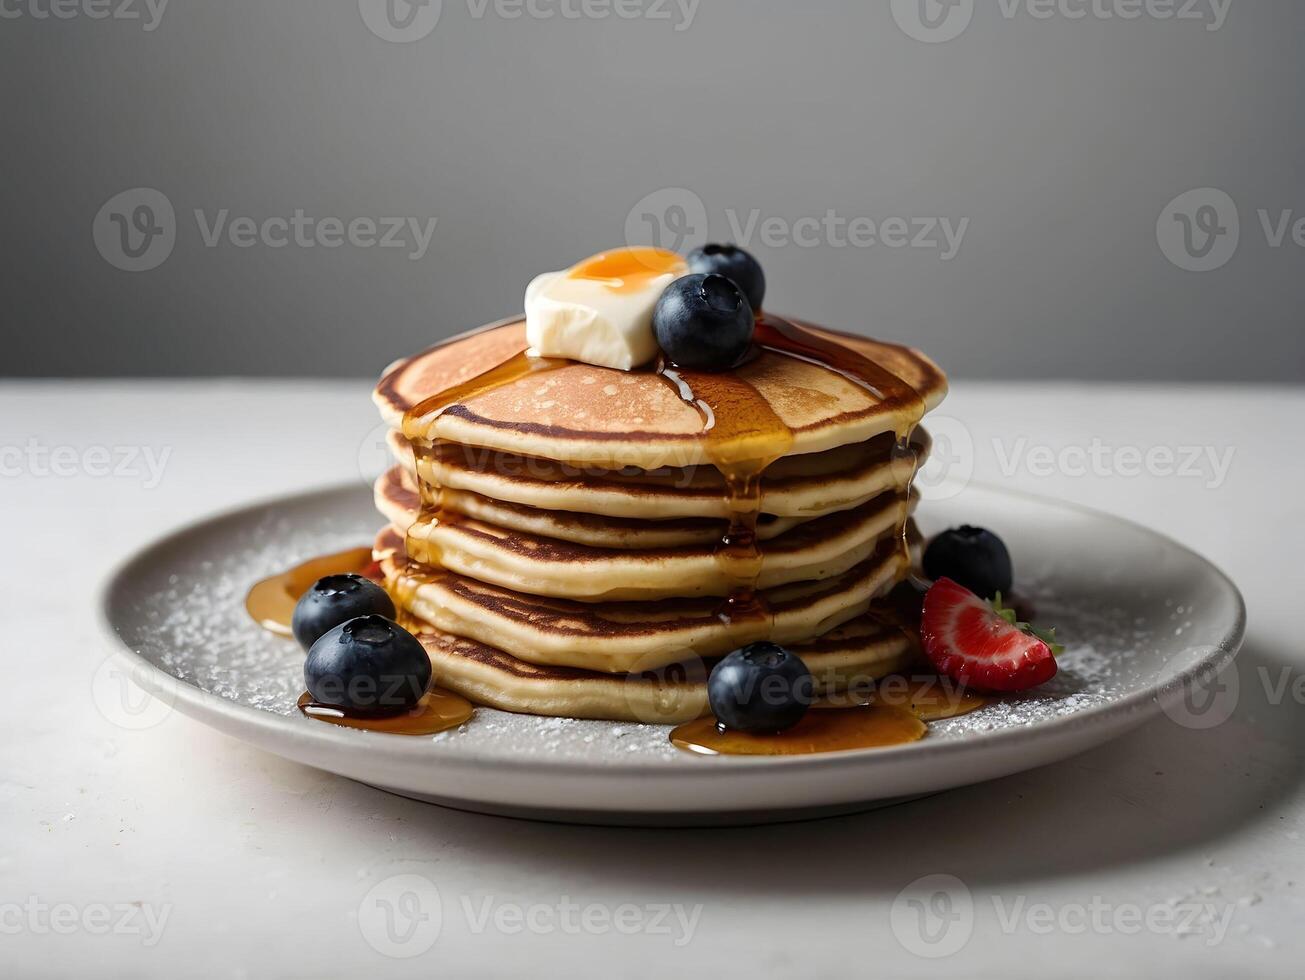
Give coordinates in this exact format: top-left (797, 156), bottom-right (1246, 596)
top-left (245, 547), bottom-right (376, 636)
top-left (296, 690), bottom-right (473, 736)
top-left (817, 676), bottom-right (987, 722)
top-left (670, 704), bottom-right (928, 756)
top-left (669, 675), bottom-right (985, 757)
top-left (248, 550), bottom-right (476, 736)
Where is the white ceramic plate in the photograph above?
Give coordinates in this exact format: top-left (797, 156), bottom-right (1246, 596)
top-left (99, 483), bottom-right (1244, 826)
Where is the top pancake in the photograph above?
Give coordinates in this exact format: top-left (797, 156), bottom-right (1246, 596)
top-left (376, 318), bottom-right (947, 470)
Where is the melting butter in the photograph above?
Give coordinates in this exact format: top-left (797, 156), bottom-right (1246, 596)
top-left (524, 247), bottom-right (688, 370)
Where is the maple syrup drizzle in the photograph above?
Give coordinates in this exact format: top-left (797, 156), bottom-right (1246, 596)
top-left (670, 703), bottom-right (927, 756)
top-left (754, 314), bottom-right (927, 580)
top-left (398, 349), bottom-right (570, 614)
top-left (656, 357), bottom-right (793, 627)
top-left (658, 315), bottom-right (930, 756)
top-left (296, 689), bottom-right (473, 736)
top-left (567, 247), bottom-right (684, 293)
top-left (245, 547), bottom-right (377, 636)
top-left (655, 314), bottom-right (928, 641)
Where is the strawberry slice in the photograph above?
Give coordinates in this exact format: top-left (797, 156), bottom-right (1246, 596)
top-left (920, 578), bottom-right (1059, 692)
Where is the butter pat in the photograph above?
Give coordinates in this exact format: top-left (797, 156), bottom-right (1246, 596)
top-left (525, 247), bottom-right (688, 371)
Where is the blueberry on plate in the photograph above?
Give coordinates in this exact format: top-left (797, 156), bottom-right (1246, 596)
top-left (923, 526), bottom-right (1013, 600)
top-left (707, 641), bottom-right (813, 733)
top-left (304, 615), bottom-right (432, 713)
top-left (686, 243), bottom-right (766, 312)
top-left (292, 573), bottom-right (395, 651)
top-left (653, 273), bottom-right (755, 371)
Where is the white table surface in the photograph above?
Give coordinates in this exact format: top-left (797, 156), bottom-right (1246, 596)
top-left (3, 379), bottom-right (1302, 979)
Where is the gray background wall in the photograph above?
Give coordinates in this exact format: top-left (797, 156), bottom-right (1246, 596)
top-left (3, 0), bottom-right (1302, 380)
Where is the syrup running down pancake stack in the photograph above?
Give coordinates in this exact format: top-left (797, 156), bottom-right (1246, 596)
top-left (371, 315), bottom-right (947, 723)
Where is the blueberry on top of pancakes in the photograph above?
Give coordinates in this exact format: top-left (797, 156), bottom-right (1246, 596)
top-left (686, 243), bottom-right (766, 312)
top-left (653, 273), bottom-right (755, 371)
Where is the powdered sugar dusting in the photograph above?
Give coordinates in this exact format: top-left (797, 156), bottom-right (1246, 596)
top-left (107, 488), bottom-right (1232, 769)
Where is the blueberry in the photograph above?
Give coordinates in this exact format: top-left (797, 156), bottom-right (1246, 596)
top-left (686, 243), bottom-right (766, 311)
top-left (653, 274), bottom-right (755, 371)
top-left (923, 526), bottom-right (1013, 600)
top-left (304, 615), bottom-right (432, 713)
top-left (707, 642), bottom-right (813, 733)
top-left (292, 574), bottom-right (396, 651)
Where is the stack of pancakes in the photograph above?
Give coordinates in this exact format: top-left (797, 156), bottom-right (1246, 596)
top-left (371, 319), bottom-right (948, 723)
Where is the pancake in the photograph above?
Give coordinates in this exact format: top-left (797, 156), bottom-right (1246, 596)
top-left (377, 526), bottom-right (914, 672)
top-left (376, 318), bottom-right (947, 470)
top-left (404, 492), bottom-right (915, 602)
top-left (369, 312), bottom-right (944, 720)
top-left (414, 612), bottom-right (920, 724)
top-left (374, 465), bottom-right (810, 549)
top-left (392, 427), bottom-right (930, 521)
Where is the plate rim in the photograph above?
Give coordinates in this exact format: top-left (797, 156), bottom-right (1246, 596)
top-left (97, 480), bottom-right (1247, 778)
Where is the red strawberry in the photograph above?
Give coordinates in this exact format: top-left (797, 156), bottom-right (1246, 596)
top-left (920, 578), bottom-right (1059, 692)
